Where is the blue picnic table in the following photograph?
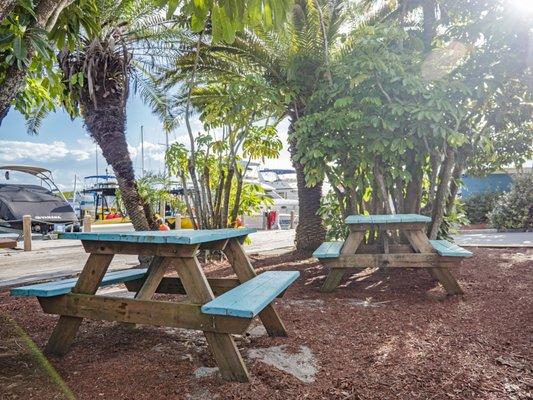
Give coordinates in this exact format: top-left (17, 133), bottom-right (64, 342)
top-left (11, 229), bottom-right (299, 382)
top-left (313, 214), bottom-right (471, 294)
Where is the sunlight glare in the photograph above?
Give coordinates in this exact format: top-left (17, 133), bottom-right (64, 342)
top-left (507, 0), bottom-right (533, 15)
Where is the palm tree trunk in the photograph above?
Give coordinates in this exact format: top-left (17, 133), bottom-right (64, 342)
top-left (288, 116), bottom-right (325, 252)
top-left (0, 65), bottom-right (27, 125)
top-left (83, 99), bottom-right (155, 232)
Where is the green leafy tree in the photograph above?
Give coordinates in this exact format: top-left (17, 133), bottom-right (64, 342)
top-left (0, 0), bottom-right (97, 125)
top-left (295, 0), bottom-right (532, 240)
top-left (159, 0), bottom-right (348, 250)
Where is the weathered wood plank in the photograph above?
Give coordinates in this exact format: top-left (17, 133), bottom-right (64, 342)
top-left (82, 241), bottom-right (199, 257)
top-left (44, 253), bottom-right (114, 355)
top-left (11, 268), bottom-right (148, 297)
top-left (224, 239), bottom-right (289, 337)
top-left (38, 294), bottom-right (251, 334)
top-left (321, 253), bottom-right (441, 269)
top-left (201, 271), bottom-right (299, 318)
top-left (61, 228), bottom-right (255, 245)
top-left (430, 240), bottom-right (473, 257)
top-left (404, 229), bottom-right (463, 295)
top-left (173, 256), bottom-right (250, 382)
top-left (345, 214), bottom-right (432, 225)
top-left (124, 277), bottom-right (243, 296)
top-left (313, 241), bottom-right (343, 258)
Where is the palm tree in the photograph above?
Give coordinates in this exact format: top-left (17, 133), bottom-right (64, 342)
top-left (159, 0), bottom-right (347, 251)
top-left (58, 0), bottom-right (187, 231)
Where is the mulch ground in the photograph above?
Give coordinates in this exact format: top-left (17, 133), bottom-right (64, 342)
top-left (0, 248), bottom-right (532, 400)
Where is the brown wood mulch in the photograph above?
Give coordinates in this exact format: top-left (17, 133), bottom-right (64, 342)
top-left (0, 248), bottom-right (531, 400)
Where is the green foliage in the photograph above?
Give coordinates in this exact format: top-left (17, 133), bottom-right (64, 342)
top-left (136, 173), bottom-right (181, 213)
top-left (317, 190), bottom-right (348, 241)
top-left (437, 200), bottom-right (469, 240)
top-left (489, 174), bottom-right (533, 231)
top-left (164, 0), bottom-right (292, 43)
top-left (462, 192), bottom-right (503, 225)
top-left (0, 0), bottom-right (100, 131)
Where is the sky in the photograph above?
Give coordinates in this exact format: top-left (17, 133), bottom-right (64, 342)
top-left (0, 94), bottom-right (292, 191)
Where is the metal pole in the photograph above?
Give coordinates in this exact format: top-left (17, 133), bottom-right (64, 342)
top-left (141, 125), bottom-right (145, 177)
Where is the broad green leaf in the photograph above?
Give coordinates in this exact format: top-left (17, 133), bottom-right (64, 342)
top-left (13, 36), bottom-right (27, 60)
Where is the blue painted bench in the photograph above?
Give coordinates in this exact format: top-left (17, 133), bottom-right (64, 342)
top-left (430, 240), bottom-right (473, 257)
top-left (10, 268), bottom-right (148, 297)
top-left (345, 214), bottom-right (432, 224)
top-left (313, 241), bottom-right (343, 259)
top-left (201, 271), bottom-right (300, 318)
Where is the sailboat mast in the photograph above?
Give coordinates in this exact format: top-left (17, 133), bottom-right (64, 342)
top-left (141, 125), bottom-right (145, 178)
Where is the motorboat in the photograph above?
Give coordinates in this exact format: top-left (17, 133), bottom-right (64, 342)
top-left (259, 168), bottom-right (298, 200)
top-left (0, 165), bottom-right (79, 233)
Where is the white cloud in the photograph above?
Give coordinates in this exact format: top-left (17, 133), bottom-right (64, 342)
top-left (0, 140), bottom-right (92, 162)
top-left (128, 140), bottom-right (166, 162)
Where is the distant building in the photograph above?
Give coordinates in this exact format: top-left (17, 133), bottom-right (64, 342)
top-left (461, 173), bottom-right (513, 199)
top-left (460, 161), bottom-right (532, 199)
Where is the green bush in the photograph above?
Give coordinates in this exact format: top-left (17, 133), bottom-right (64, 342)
top-left (489, 174), bottom-right (533, 230)
top-left (462, 192), bottom-right (503, 224)
top-left (317, 191), bottom-right (349, 241)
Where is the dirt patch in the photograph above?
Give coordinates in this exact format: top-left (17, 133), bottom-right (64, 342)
top-left (248, 345), bottom-right (317, 383)
top-left (0, 248), bottom-right (532, 399)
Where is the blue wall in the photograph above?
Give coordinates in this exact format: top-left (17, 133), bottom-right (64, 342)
top-left (461, 174), bottom-right (513, 199)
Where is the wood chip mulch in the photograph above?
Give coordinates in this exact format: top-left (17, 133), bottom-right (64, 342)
top-left (0, 248), bottom-right (531, 400)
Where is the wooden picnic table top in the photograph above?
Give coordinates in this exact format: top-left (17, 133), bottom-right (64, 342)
top-left (345, 214), bottom-right (431, 225)
top-left (60, 228), bottom-right (256, 245)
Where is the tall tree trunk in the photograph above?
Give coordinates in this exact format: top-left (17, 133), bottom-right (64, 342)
top-left (446, 162), bottom-right (463, 216)
top-left (404, 152), bottom-right (424, 213)
top-left (0, 0), bottom-right (74, 125)
top-left (429, 147), bottom-right (455, 239)
top-left (374, 163), bottom-right (394, 214)
top-left (0, 65), bottom-right (27, 124)
top-left (422, 0), bottom-right (437, 49)
top-left (82, 98), bottom-right (155, 232)
top-left (221, 166), bottom-right (234, 228)
top-left (0, 0), bottom-right (17, 23)
top-left (288, 115), bottom-right (325, 252)
top-left (230, 170), bottom-right (244, 225)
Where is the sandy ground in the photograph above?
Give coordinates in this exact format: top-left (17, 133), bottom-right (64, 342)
top-left (1, 247), bottom-right (532, 400)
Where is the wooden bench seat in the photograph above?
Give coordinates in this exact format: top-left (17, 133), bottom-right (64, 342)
top-left (312, 241), bottom-right (343, 259)
top-left (201, 271), bottom-right (300, 318)
top-left (10, 268), bottom-right (148, 297)
top-left (430, 240), bottom-right (472, 257)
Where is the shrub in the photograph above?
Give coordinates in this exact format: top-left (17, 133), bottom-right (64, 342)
top-left (462, 192), bottom-right (503, 224)
top-left (317, 191), bottom-right (349, 241)
top-left (489, 174), bottom-right (533, 230)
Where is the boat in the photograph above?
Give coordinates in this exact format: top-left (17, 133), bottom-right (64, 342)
top-left (0, 165), bottom-right (79, 233)
top-left (259, 168), bottom-right (298, 200)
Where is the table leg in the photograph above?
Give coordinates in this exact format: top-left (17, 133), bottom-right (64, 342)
top-left (45, 253), bottom-right (114, 355)
top-left (172, 256), bottom-right (250, 382)
top-left (404, 230), bottom-right (463, 295)
top-left (134, 256), bottom-right (168, 299)
top-left (224, 239), bottom-right (288, 337)
top-left (321, 230), bottom-right (365, 292)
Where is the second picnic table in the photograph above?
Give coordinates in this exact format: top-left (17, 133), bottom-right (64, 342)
top-left (314, 214), bottom-right (472, 294)
top-left (11, 228), bottom-right (299, 382)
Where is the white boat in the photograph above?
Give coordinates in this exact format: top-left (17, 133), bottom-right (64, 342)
top-left (259, 168), bottom-right (298, 200)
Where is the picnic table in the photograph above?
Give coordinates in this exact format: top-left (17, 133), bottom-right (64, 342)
top-left (313, 214), bottom-right (472, 294)
top-left (11, 228), bottom-right (299, 382)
